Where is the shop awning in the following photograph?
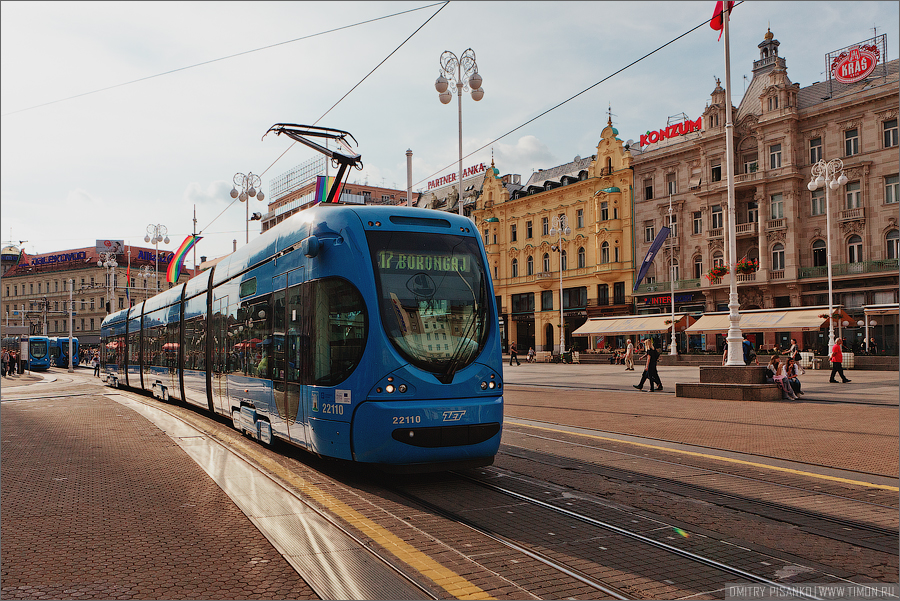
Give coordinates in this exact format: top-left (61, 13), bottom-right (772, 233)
top-left (685, 307), bottom-right (852, 333)
top-left (573, 314), bottom-right (689, 337)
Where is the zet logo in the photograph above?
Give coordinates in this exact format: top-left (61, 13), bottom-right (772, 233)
top-left (442, 410), bottom-right (466, 422)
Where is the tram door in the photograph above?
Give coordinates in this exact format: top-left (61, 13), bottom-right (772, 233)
top-left (212, 297), bottom-right (230, 415)
top-left (272, 269), bottom-right (307, 447)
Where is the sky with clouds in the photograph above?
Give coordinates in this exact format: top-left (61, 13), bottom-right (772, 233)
top-left (2, 1), bottom-right (897, 264)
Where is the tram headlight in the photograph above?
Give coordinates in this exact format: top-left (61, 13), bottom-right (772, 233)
top-left (488, 381), bottom-right (496, 389)
top-left (480, 381), bottom-right (488, 390)
top-left (398, 384), bottom-right (407, 393)
top-left (385, 384), bottom-right (395, 393)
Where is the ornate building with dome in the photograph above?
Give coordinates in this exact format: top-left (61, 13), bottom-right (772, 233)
top-left (472, 118), bottom-right (635, 353)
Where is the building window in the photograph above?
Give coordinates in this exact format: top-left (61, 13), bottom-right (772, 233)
top-left (712, 205), bottom-right (723, 229)
top-left (885, 175), bottom-right (899, 204)
top-left (644, 178), bottom-right (653, 200)
top-left (669, 259), bottom-right (679, 282)
top-left (693, 255), bottom-right (703, 279)
top-left (743, 154), bottom-right (758, 174)
top-left (887, 230), bottom-right (899, 260)
top-left (666, 172), bottom-right (677, 195)
top-left (613, 282), bottom-right (625, 305)
top-left (692, 211), bottom-right (702, 235)
top-left (576, 209), bottom-right (584, 229)
top-left (510, 223), bottom-right (517, 242)
top-left (81, 299), bottom-right (86, 311)
top-left (542, 217), bottom-right (549, 236)
top-left (542, 290), bottom-right (553, 311)
top-left (543, 253), bottom-right (550, 273)
top-left (811, 189), bottom-right (825, 215)
top-left (772, 243), bottom-right (785, 271)
top-left (770, 194), bottom-right (784, 219)
top-left (561, 250), bottom-right (568, 271)
top-left (118, 297), bottom-right (124, 310)
top-left (769, 144), bottom-right (782, 169)
top-left (667, 213), bottom-right (677, 238)
top-left (511, 293), bottom-right (534, 313)
top-left (600, 242), bottom-right (609, 264)
top-left (848, 235), bottom-right (863, 263)
top-left (747, 201), bottom-right (758, 224)
top-left (577, 247), bottom-right (585, 268)
top-left (844, 128), bottom-right (859, 156)
top-left (713, 251), bottom-right (724, 268)
top-left (645, 223), bottom-right (655, 243)
top-left (813, 240), bottom-right (826, 267)
top-left (511, 258), bottom-right (518, 278)
top-left (768, 95), bottom-right (779, 110)
top-left (597, 284), bottom-right (609, 306)
top-left (600, 202), bottom-right (609, 221)
top-left (526, 255), bottom-right (534, 276)
top-left (711, 164), bottom-right (722, 182)
top-left (809, 137), bottom-right (822, 164)
top-left (884, 119), bottom-right (898, 148)
top-left (846, 182), bottom-right (861, 209)
top-left (526, 220), bottom-right (533, 238)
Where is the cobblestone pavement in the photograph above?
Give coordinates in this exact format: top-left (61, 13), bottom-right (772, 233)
top-left (1, 391), bottom-right (318, 600)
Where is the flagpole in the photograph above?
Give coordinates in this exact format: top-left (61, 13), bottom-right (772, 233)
top-left (722, 2), bottom-right (744, 366)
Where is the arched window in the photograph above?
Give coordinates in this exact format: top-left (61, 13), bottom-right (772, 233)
top-left (577, 247), bottom-right (586, 269)
top-left (772, 243), bottom-right (785, 271)
top-left (511, 258), bottom-right (519, 278)
top-left (713, 251), bottom-right (724, 268)
top-left (543, 253), bottom-right (550, 273)
top-left (693, 255), bottom-right (703, 279)
top-left (600, 241), bottom-right (609, 264)
top-left (887, 230), bottom-right (900, 260)
top-left (812, 239), bottom-right (826, 267)
top-left (526, 255), bottom-right (534, 276)
top-left (848, 235), bottom-right (863, 263)
top-left (561, 250), bottom-right (568, 271)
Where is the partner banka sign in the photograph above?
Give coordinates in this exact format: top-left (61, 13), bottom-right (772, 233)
top-left (640, 117), bottom-right (703, 147)
top-left (427, 163), bottom-right (487, 190)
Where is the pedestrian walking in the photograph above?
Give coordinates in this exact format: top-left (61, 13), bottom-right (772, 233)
top-left (828, 337), bottom-right (851, 383)
top-left (9, 351), bottom-right (17, 375)
top-left (869, 338), bottom-right (878, 355)
top-left (92, 353), bottom-right (101, 377)
top-left (787, 338), bottom-right (801, 363)
top-left (742, 334), bottom-right (753, 365)
top-left (509, 342), bottom-right (520, 366)
top-left (624, 339), bottom-right (634, 371)
top-left (527, 346), bottom-right (535, 363)
top-left (1, 349), bottom-right (8, 377)
top-left (633, 338), bottom-right (662, 392)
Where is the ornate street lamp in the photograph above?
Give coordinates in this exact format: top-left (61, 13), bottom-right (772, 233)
top-left (97, 251), bottom-right (118, 314)
top-left (549, 214), bottom-right (571, 356)
top-left (808, 158), bottom-right (848, 349)
top-left (232, 172), bottom-right (264, 244)
top-left (144, 224), bottom-right (169, 293)
top-left (435, 48), bottom-right (484, 217)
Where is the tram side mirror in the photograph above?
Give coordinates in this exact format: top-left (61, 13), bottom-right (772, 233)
top-left (301, 235), bottom-right (320, 258)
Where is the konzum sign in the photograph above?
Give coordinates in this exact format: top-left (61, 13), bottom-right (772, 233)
top-left (640, 117), bottom-right (702, 147)
top-left (831, 45), bottom-right (880, 84)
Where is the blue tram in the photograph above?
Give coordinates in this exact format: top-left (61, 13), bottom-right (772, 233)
top-left (101, 203), bottom-right (503, 471)
top-left (2, 335), bottom-right (51, 371)
top-left (49, 336), bottom-right (80, 368)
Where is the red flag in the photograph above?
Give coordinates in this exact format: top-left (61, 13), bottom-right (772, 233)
top-left (711, 1), bottom-right (734, 41)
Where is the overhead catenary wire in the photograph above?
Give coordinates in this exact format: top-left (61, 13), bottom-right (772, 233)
top-left (1, 2), bottom-right (449, 118)
top-left (413, 0), bottom-right (744, 190)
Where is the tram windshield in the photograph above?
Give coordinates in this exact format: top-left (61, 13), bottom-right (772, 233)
top-left (30, 339), bottom-right (48, 359)
top-left (368, 231), bottom-right (489, 382)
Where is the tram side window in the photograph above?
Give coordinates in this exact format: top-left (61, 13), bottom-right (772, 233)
top-left (235, 295), bottom-right (271, 378)
top-left (272, 289), bottom-right (286, 381)
top-left (128, 318), bottom-right (141, 367)
top-left (183, 316), bottom-right (206, 371)
top-left (308, 278), bottom-right (367, 386)
top-left (165, 321), bottom-right (179, 369)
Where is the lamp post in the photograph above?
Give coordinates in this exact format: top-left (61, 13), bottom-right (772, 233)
top-left (549, 214), bottom-right (571, 356)
top-left (668, 193), bottom-right (677, 356)
top-left (144, 224), bottom-right (169, 293)
top-left (807, 158), bottom-right (848, 349)
top-left (138, 265), bottom-right (158, 300)
top-left (434, 48), bottom-right (484, 217)
top-left (231, 172), bottom-right (264, 244)
top-left (97, 251), bottom-right (118, 314)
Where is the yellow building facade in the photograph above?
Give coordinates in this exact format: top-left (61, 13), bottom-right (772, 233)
top-left (473, 120), bottom-right (635, 353)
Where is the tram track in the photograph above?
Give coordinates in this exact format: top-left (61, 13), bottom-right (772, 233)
top-left (498, 431), bottom-right (898, 553)
top-left (389, 469), bottom-right (855, 600)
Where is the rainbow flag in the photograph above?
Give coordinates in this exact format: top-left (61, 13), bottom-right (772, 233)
top-left (315, 175), bottom-right (343, 204)
top-left (166, 235), bottom-right (201, 284)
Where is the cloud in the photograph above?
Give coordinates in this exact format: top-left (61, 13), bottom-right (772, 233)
top-left (183, 180), bottom-right (233, 206)
top-left (493, 136), bottom-right (557, 177)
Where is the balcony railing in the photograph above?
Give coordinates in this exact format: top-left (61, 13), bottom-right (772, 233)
top-left (798, 259), bottom-right (899, 279)
top-left (735, 222), bottom-right (758, 237)
top-left (709, 227), bottom-right (724, 238)
top-left (766, 218), bottom-right (786, 230)
top-left (634, 278), bottom-right (702, 294)
top-left (839, 207), bottom-right (865, 221)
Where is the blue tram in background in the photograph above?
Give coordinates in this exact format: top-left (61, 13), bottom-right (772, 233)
top-left (101, 203), bottom-right (503, 472)
top-left (49, 337), bottom-right (80, 368)
top-left (2, 335), bottom-right (51, 371)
